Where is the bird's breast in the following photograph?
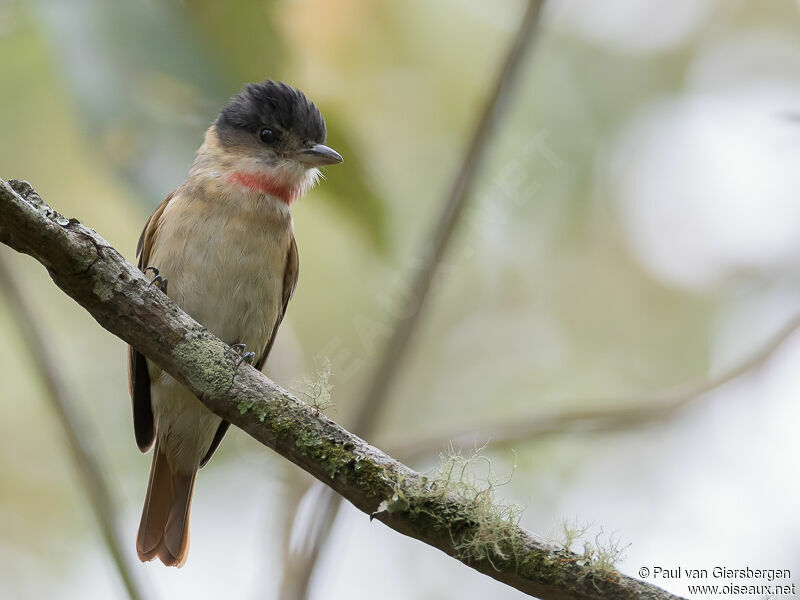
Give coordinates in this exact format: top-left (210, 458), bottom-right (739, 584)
top-left (148, 186), bottom-right (292, 354)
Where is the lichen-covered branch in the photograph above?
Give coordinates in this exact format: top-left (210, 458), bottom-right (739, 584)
top-left (0, 178), bottom-right (684, 600)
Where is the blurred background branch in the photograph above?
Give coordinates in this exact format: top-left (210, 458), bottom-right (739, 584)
top-left (387, 310), bottom-right (800, 460)
top-left (351, 0), bottom-right (547, 435)
top-left (279, 2), bottom-right (547, 598)
top-left (0, 251), bottom-right (148, 600)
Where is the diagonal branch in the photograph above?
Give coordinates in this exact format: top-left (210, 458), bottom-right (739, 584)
top-left (0, 178), bottom-right (685, 600)
top-left (353, 0), bottom-right (547, 435)
top-left (0, 252), bottom-right (149, 600)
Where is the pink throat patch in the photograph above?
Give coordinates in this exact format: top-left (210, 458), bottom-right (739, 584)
top-left (226, 171), bottom-right (300, 204)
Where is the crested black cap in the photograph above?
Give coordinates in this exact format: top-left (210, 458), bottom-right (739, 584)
top-left (216, 80), bottom-right (326, 144)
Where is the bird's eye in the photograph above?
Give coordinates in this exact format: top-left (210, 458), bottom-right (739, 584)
top-left (258, 128), bottom-right (278, 144)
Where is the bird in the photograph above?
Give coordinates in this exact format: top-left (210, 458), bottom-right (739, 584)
top-left (127, 80), bottom-right (342, 567)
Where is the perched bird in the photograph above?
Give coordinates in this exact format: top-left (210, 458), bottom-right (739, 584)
top-left (127, 80), bottom-right (342, 567)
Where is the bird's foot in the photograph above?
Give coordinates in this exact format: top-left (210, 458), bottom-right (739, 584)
top-left (144, 266), bottom-right (168, 294)
top-left (230, 343), bottom-right (256, 368)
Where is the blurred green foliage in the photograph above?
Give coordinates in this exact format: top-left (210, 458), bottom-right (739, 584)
top-left (1, 1), bottom-right (799, 599)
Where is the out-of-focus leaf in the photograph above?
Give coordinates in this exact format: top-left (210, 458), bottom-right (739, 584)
top-left (33, 0), bottom-right (228, 197)
top-left (178, 0), bottom-right (285, 85)
top-left (317, 114), bottom-right (390, 253)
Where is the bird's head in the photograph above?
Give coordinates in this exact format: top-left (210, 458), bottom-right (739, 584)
top-left (210, 80), bottom-right (343, 204)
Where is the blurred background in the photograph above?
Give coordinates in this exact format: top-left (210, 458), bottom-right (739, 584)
top-left (1, 0), bottom-right (799, 598)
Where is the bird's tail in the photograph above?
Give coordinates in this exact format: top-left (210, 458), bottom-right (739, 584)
top-left (136, 441), bottom-right (197, 567)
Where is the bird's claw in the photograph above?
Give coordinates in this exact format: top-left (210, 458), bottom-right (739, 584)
top-left (144, 266), bottom-right (168, 294)
top-left (237, 352), bottom-right (256, 368)
top-left (150, 275), bottom-right (168, 293)
top-left (231, 343), bottom-right (256, 368)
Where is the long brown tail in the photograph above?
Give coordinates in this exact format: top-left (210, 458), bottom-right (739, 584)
top-left (136, 441), bottom-right (197, 567)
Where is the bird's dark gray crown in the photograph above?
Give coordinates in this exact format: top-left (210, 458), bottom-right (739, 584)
top-left (216, 80), bottom-right (327, 143)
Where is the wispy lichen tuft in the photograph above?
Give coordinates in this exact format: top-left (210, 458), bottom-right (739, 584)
top-left (292, 357), bottom-right (335, 414)
top-left (553, 518), bottom-right (629, 576)
top-left (556, 517), bottom-right (591, 553)
top-left (378, 443), bottom-right (528, 570)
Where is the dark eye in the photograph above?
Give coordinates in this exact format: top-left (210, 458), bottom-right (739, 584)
top-left (258, 127), bottom-right (278, 144)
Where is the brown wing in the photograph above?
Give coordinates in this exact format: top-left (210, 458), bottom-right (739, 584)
top-left (128, 193), bottom-right (172, 452)
top-left (200, 233), bottom-right (299, 467)
top-left (257, 233), bottom-right (299, 371)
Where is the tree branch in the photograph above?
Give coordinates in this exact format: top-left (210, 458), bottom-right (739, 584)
top-left (0, 178), bottom-right (684, 600)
